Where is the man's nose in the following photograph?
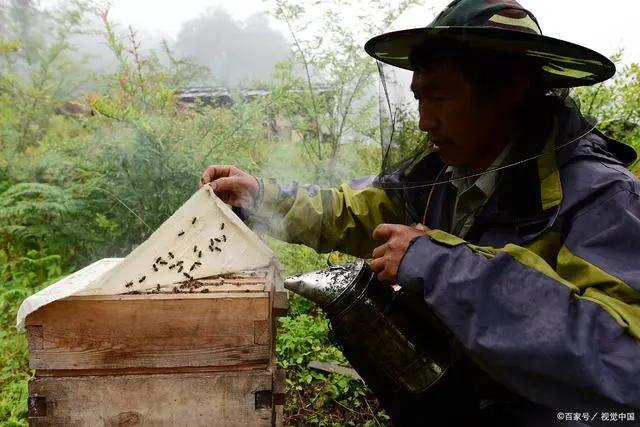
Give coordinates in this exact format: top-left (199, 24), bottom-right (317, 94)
top-left (419, 105), bottom-right (439, 132)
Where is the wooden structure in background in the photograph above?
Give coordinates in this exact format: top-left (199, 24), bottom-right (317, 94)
top-left (25, 265), bottom-right (288, 426)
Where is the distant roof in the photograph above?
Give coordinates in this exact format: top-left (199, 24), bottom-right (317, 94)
top-left (177, 86), bottom-right (269, 99)
top-left (176, 84), bottom-right (334, 99)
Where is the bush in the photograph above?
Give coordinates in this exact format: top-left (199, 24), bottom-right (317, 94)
top-left (0, 247), bottom-right (66, 427)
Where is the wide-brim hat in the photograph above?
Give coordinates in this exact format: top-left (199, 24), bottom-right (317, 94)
top-left (364, 0), bottom-right (616, 88)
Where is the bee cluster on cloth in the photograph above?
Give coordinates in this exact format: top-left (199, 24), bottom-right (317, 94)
top-left (124, 219), bottom-right (229, 294)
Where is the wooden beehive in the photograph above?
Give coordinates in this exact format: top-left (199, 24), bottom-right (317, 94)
top-left (25, 264), bottom-right (288, 427)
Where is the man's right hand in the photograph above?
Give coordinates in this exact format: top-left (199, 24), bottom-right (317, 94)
top-left (199, 165), bottom-right (259, 209)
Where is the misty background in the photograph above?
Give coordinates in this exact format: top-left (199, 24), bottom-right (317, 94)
top-left (7, 0), bottom-right (640, 97)
top-left (4, 1), bottom-right (294, 89)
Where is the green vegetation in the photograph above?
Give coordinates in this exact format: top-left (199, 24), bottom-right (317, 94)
top-left (1, 1), bottom-right (638, 426)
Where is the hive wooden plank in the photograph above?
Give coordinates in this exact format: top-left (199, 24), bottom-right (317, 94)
top-left (32, 364), bottom-right (269, 377)
top-left (28, 371), bottom-right (275, 427)
top-left (26, 293), bottom-right (271, 370)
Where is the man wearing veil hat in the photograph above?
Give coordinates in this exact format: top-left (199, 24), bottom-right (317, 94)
top-left (200, 0), bottom-right (640, 424)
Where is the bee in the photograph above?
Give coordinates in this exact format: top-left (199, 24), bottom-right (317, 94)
top-left (190, 263), bottom-right (196, 272)
top-left (215, 247), bottom-right (222, 252)
top-left (153, 264), bottom-right (158, 272)
top-left (139, 276), bottom-right (146, 283)
top-left (209, 245), bottom-right (214, 252)
top-left (178, 231), bottom-right (185, 236)
top-left (214, 238), bottom-right (221, 243)
top-left (220, 223), bottom-right (225, 230)
top-left (222, 235), bottom-right (226, 242)
top-left (156, 284), bottom-right (161, 292)
top-left (183, 272), bottom-right (191, 279)
top-left (177, 260), bottom-right (184, 266)
top-left (158, 260), bottom-right (168, 265)
top-left (192, 217), bottom-right (197, 225)
top-left (168, 252), bottom-right (174, 259)
top-left (178, 265), bottom-right (183, 273)
top-left (173, 286), bottom-right (179, 293)
top-left (210, 238), bottom-right (214, 246)
top-left (198, 251), bottom-right (202, 258)
top-left (169, 264), bottom-right (176, 270)
top-left (195, 261), bottom-right (202, 266)
top-left (201, 288), bottom-right (210, 293)
top-left (193, 245), bottom-right (197, 253)
top-left (125, 281), bottom-right (133, 288)
top-left (155, 257), bottom-right (162, 264)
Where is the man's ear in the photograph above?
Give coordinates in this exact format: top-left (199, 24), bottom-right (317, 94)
top-left (492, 74), bottom-right (531, 115)
top-left (507, 75), bottom-right (532, 108)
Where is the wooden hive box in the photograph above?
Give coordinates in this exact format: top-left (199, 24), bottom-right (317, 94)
top-left (24, 264), bottom-right (289, 427)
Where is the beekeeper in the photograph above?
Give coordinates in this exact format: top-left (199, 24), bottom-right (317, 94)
top-left (200, 0), bottom-right (640, 425)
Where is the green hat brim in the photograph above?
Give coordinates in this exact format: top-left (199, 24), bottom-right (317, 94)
top-left (364, 27), bottom-right (616, 88)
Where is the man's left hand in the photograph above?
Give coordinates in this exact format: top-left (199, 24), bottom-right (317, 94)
top-left (371, 223), bottom-right (430, 284)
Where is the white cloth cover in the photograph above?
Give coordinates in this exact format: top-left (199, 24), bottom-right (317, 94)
top-left (16, 185), bottom-right (274, 330)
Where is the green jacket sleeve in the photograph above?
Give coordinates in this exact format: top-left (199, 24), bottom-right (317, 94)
top-left (242, 176), bottom-right (405, 258)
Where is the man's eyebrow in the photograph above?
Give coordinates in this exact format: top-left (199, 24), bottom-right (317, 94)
top-left (410, 79), bottom-right (441, 95)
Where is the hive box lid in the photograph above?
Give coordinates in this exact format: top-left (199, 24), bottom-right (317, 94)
top-left (16, 186), bottom-right (274, 330)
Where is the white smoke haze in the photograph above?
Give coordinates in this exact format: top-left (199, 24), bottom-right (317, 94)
top-left (6, 0), bottom-right (639, 249)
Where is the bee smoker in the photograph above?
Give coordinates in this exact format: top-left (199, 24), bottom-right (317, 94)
top-left (284, 259), bottom-right (514, 426)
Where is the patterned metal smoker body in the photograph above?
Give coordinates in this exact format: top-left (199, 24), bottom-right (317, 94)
top-left (284, 259), bottom-right (456, 394)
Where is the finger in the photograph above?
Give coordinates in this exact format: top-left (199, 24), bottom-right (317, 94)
top-left (219, 192), bottom-right (231, 204)
top-left (414, 223), bottom-right (429, 231)
top-left (371, 244), bottom-right (387, 260)
top-left (375, 266), bottom-right (393, 284)
top-left (370, 257), bottom-right (384, 274)
top-left (372, 223), bottom-right (396, 243)
top-left (211, 176), bottom-right (244, 194)
top-left (201, 165), bottom-right (234, 184)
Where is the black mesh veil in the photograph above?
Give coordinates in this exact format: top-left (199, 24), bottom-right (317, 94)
top-left (373, 54), bottom-right (599, 197)
top-left (376, 61), bottom-right (429, 180)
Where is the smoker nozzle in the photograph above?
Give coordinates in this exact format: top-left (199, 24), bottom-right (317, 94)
top-left (283, 259), bottom-right (366, 308)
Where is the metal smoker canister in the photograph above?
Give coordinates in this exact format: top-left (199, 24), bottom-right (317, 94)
top-left (284, 258), bottom-right (454, 391)
top-left (284, 259), bottom-right (513, 426)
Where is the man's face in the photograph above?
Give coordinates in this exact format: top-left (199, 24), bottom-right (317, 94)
top-left (411, 63), bottom-right (516, 169)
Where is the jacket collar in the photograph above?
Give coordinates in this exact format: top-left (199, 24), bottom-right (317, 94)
top-left (470, 98), bottom-right (637, 240)
top-left (447, 141), bottom-right (513, 199)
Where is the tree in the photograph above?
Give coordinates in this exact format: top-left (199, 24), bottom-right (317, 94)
top-left (575, 52), bottom-right (640, 151)
top-left (265, 0), bottom-right (421, 185)
top-left (0, 0), bottom-right (96, 152)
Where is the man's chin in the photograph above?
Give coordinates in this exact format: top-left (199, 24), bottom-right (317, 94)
top-left (435, 147), bottom-right (465, 168)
